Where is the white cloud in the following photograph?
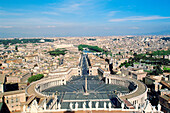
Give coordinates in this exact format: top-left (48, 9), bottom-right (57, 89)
top-left (0, 10), bottom-right (23, 16)
top-left (0, 17), bottom-right (77, 27)
top-left (108, 11), bottom-right (119, 16)
top-left (47, 25), bottom-right (56, 28)
top-left (58, 3), bottom-right (82, 13)
top-left (0, 26), bottom-right (13, 28)
top-left (109, 16), bottom-right (170, 22)
top-left (48, 1), bottom-right (97, 15)
top-left (36, 26), bottom-right (41, 28)
top-left (130, 27), bottom-right (139, 29)
top-left (42, 12), bottom-right (59, 15)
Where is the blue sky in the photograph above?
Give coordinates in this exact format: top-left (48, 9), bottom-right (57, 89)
top-left (0, 0), bottom-right (170, 37)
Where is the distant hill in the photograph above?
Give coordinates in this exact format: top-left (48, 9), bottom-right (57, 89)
top-left (0, 30), bottom-right (170, 38)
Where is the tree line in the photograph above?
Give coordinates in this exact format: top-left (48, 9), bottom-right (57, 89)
top-left (0, 39), bottom-right (54, 45)
top-left (78, 44), bottom-right (103, 52)
top-left (28, 74), bottom-right (44, 83)
top-left (119, 51), bottom-right (170, 75)
top-left (48, 48), bottom-right (67, 56)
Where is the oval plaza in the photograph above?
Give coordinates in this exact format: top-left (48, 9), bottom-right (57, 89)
top-left (25, 53), bottom-right (150, 113)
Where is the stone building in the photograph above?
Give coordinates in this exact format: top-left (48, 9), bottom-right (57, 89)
top-left (0, 90), bottom-right (26, 112)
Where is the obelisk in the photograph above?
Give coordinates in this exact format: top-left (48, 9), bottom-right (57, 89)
top-left (84, 76), bottom-right (89, 95)
top-left (85, 76), bottom-right (87, 93)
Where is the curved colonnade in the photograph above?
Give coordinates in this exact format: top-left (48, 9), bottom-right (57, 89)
top-left (26, 75), bottom-right (66, 98)
top-left (26, 73), bottom-right (147, 108)
top-left (105, 76), bottom-right (147, 107)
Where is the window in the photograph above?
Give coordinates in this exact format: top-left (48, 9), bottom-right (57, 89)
top-left (6, 100), bottom-right (8, 104)
top-left (16, 98), bottom-right (18, 102)
top-left (11, 99), bottom-right (13, 103)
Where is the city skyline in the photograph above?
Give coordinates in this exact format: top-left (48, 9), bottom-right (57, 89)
top-left (0, 0), bottom-right (170, 37)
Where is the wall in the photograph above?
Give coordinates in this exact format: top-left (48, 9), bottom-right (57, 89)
top-left (4, 91), bottom-right (26, 112)
top-left (6, 76), bottom-right (20, 83)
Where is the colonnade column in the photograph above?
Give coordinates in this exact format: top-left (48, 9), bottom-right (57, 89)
top-left (109, 78), bottom-right (111, 84)
top-left (64, 80), bottom-right (66, 85)
top-left (105, 78), bottom-right (108, 84)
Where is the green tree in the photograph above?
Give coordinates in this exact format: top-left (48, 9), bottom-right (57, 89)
top-left (48, 49), bottom-right (67, 56)
top-left (163, 67), bottom-right (170, 72)
top-left (78, 44), bottom-right (104, 52)
top-left (15, 45), bottom-right (18, 52)
top-left (28, 74), bottom-right (44, 83)
top-left (150, 66), bottom-right (163, 75)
